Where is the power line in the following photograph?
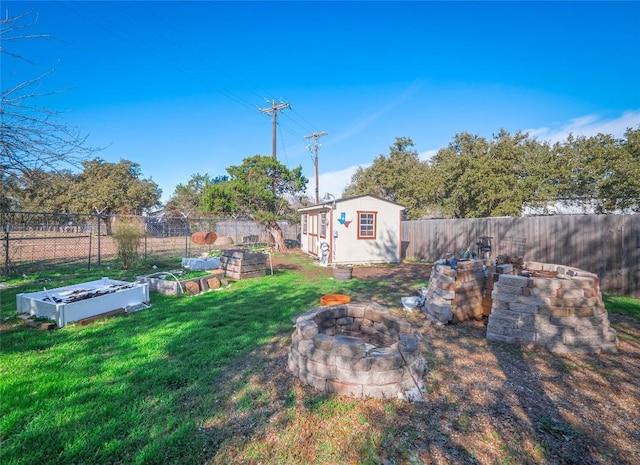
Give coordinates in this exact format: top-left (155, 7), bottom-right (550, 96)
top-left (304, 131), bottom-right (328, 204)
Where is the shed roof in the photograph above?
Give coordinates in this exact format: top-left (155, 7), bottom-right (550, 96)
top-left (298, 194), bottom-right (405, 213)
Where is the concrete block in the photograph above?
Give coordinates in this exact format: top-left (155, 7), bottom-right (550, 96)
top-left (336, 316), bottom-right (354, 326)
top-left (494, 283), bottom-right (525, 295)
top-left (498, 275), bottom-right (529, 287)
top-left (373, 322), bottom-right (390, 334)
top-left (487, 333), bottom-right (516, 344)
top-left (433, 286), bottom-right (455, 300)
top-left (323, 306), bottom-right (348, 320)
top-left (287, 354), bottom-right (300, 376)
top-left (515, 330), bottom-right (537, 343)
top-left (306, 359), bottom-right (336, 379)
top-left (346, 303), bottom-right (367, 318)
top-left (528, 277), bottom-right (562, 289)
top-left (352, 367), bottom-right (403, 386)
top-left (326, 379), bottom-right (363, 397)
top-left (313, 333), bottom-right (333, 351)
top-left (364, 305), bottom-right (389, 323)
top-left (497, 264), bottom-right (514, 274)
top-left (573, 307), bottom-right (595, 317)
top-left (523, 261), bottom-right (543, 271)
top-left (336, 355), bottom-right (372, 372)
top-left (333, 335), bottom-right (366, 358)
top-left (362, 383), bottom-right (399, 399)
top-left (307, 346), bottom-right (336, 366)
top-left (368, 350), bottom-right (404, 370)
top-left (508, 302), bottom-right (538, 314)
top-left (299, 370), bottom-right (327, 391)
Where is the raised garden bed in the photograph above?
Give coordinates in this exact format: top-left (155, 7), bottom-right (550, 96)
top-left (137, 270), bottom-right (226, 296)
top-left (16, 278), bottom-right (150, 328)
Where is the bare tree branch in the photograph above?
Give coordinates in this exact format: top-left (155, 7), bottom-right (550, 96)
top-left (1, 10), bottom-right (97, 181)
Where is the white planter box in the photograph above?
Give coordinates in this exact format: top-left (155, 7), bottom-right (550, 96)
top-left (181, 257), bottom-right (221, 271)
top-left (16, 278), bottom-right (150, 328)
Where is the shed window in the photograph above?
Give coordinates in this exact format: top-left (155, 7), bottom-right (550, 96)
top-left (319, 212), bottom-right (327, 238)
top-left (358, 211), bottom-right (377, 239)
top-left (302, 214), bottom-right (308, 234)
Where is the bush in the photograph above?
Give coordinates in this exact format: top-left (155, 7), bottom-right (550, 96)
top-left (113, 221), bottom-right (143, 269)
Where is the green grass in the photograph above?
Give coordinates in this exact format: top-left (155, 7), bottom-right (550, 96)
top-left (603, 293), bottom-right (640, 319)
top-left (1, 256), bottom-right (638, 465)
top-left (0, 253), bottom-right (396, 465)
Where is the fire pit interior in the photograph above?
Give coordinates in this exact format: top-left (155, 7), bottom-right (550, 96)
top-left (288, 302), bottom-right (426, 399)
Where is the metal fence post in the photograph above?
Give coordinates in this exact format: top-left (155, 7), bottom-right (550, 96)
top-left (88, 224), bottom-right (93, 270)
top-left (97, 213), bottom-right (102, 266)
top-left (184, 225), bottom-right (188, 258)
top-left (4, 223), bottom-right (10, 274)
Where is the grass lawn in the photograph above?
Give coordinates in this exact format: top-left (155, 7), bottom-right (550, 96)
top-left (1, 252), bottom-right (639, 465)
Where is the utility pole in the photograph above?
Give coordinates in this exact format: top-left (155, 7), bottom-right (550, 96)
top-left (305, 131), bottom-right (328, 204)
top-left (259, 100), bottom-right (290, 159)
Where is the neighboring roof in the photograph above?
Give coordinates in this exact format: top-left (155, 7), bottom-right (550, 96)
top-left (298, 194), bottom-right (406, 213)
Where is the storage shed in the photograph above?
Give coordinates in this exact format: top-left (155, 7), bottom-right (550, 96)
top-left (298, 195), bottom-right (405, 265)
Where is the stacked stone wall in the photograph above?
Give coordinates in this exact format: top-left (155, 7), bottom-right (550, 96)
top-left (487, 261), bottom-right (618, 354)
top-left (288, 302), bottom-right (426, 399)
top-left (423, 259), bottom-right (510, 324)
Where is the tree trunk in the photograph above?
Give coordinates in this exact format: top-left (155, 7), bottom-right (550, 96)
top-left (265, 220), bottom-right (286, 252)
top-left (103, 216), bottom-right (113, 236)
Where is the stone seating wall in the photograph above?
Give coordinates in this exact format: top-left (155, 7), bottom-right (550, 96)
top-left (487, 261), bottom-right (618, 354)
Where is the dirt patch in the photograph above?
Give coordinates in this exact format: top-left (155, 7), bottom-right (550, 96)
top-left (269, 249), bottom-right (432, 304)
top-left (209, 253), bottom-right (640, 464)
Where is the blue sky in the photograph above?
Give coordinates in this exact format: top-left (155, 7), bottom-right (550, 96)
top-left (4, 1), bottom-right (640, 203)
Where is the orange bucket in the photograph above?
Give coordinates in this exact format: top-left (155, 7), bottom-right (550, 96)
top-left (320, 294), bottom-right (351, 306)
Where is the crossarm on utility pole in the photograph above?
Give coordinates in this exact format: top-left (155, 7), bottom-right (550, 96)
top-left (305, 131), bottom-right (328, 204)
top-left (259, 100), bottom-right (290, 159)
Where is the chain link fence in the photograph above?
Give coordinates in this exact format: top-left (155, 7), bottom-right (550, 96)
top-left (0, 211), bottom-right (300, 275)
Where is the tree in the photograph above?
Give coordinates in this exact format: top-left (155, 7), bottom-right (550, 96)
top-left (1, 11), bottom-right (95, 191)
top-left (555, 129), bottom-right (640, 213)
top-left (342, 137), bottom-right (432, 219)
top-left (200, 155), bottom-right (307, 251)
top-left (71, 158), bottom-right (161, 233)
top-left (8, 168), bottom-right (76, 212)
top-left (165, 173), bottom-right (228, 216)
top-left (426, 132), bottom-right (491, 218)
top-left (426, 130), bottom-right (561, 218)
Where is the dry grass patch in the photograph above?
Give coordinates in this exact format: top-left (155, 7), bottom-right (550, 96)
top-left (199, 256), bottom-right (640, 464)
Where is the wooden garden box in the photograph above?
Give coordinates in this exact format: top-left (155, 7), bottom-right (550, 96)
top-left (220, 249), bottom-right (267, 280)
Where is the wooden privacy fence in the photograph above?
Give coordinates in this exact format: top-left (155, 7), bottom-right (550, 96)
top-left (401, 214), bottom-right (640, 298)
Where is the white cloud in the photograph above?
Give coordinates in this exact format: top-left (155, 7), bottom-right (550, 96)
top-left (309, 149), bottom-right (439, 202)
top-left (307, 165), bottom-right (365, 201)
top-left (418, 149), bottom-right (438, 162)
top-left (525, 110), bottom-right (640, 144)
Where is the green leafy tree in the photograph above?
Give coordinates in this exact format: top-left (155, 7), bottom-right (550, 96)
top-left (9, 169), bottom-right (76, 212)
top-left (426, 130), bottom-right (561, 218)
top-left (426, 132), bottom-right (491, 218)
top-left (165, 173), bottom-right (228, 216)
top-left (71, 158), bottom-right (161, 233)
top-left (342, 137), bottom-right (431, 219)
top-left (200, 155), bottom-right (307, 251)
top-left (555, 129), bottom-right (640, 213)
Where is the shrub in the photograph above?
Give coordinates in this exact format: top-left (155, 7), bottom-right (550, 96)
top-left (113, 221), bottom-right (143, 269)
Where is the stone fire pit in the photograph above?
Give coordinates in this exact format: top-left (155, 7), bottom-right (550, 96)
top-left (487, 261), bottom-right (618, 354)
top-left (288, 302), bottom-right (426, 399)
